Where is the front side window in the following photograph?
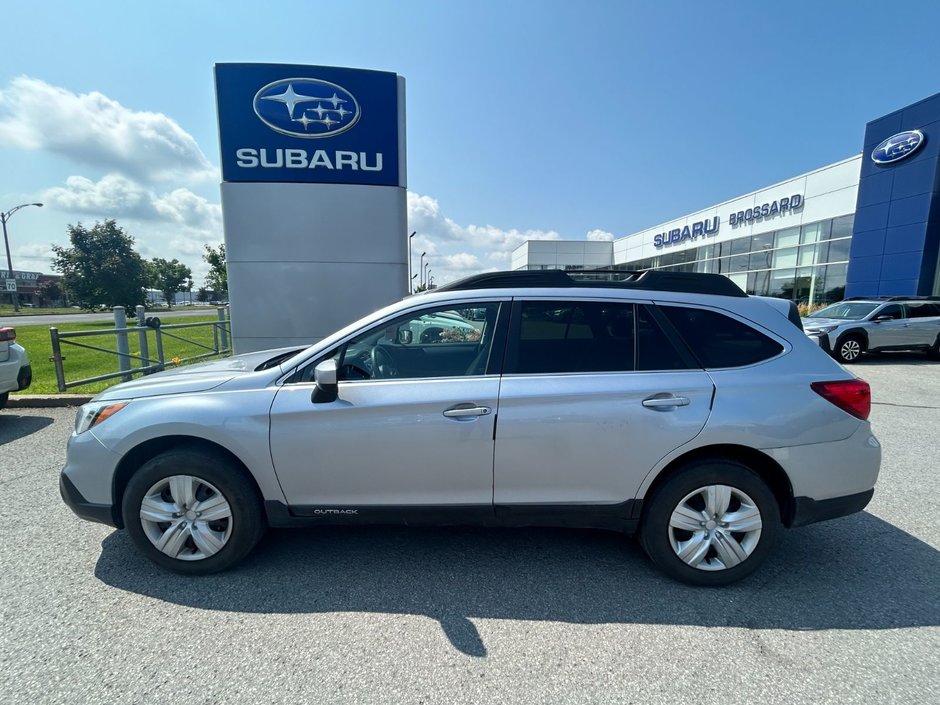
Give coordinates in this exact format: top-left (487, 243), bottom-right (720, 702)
top-left (874, 304), bottom-right (905, 320)
top-left (298, 302), bottom-right (502, 382)
top-left (507, 301), bottom-right (636, 374)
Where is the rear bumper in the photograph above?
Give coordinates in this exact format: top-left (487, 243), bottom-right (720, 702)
top-left (59, 473), bottom-right (119, 528)
top-left (790, 488), bottom-right (874, 527)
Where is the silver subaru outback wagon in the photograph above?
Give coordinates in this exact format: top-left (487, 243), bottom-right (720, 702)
top-left (60, 270), bottom-right (881, 586)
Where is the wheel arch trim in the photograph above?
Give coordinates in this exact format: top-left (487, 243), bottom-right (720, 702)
top-left (636, 444), bottom-right (797, 527)
top-left (111, 435), bottom-right (269, 530)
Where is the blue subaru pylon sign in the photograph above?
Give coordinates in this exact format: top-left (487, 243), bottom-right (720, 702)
top-left (215, 63), bottom-right (402, 186)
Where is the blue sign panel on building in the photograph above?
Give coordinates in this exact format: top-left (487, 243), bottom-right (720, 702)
top-left (215, 63), bottom-right (401, 186)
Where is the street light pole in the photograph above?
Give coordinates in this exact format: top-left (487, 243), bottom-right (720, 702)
top-left (424, 262), bottom-right (430, 288)
top-left (1, 202), bottom-right (43, 312)
top-left (408, 231), bottom-right (416, 293)
top-left (419, 251), bottom-right (426, 288)
top-left (427, 269), bottom-right (432, 289)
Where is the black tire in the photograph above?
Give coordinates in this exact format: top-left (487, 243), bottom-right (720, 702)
top-left (835, 334), bottom-right (865, 364)
top-left (928, 336), bottom-right (940, 361)
top-left (121, 446), bottom-right (266, 575)
top-left (640, 459), bottom-right (781, 586)
top-left (0, 392), bottom-right (7, 410)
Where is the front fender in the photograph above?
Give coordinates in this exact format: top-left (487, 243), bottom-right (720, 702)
top-left (90, 387), bottom-right (286, 504)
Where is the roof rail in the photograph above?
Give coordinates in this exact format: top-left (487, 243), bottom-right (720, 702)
top-left (844, 295), bottom-right (940, 302)
top-left (434, 269), bottom-right (747, 297)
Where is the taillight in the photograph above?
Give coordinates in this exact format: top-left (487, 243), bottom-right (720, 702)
top-left (811, 379), bottom-right (871, 420)
top-left (0, 327), bottom-right (15, 343)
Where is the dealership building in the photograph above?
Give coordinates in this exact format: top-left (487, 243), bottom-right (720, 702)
top-left (512, 92), bottom-right (940, 304)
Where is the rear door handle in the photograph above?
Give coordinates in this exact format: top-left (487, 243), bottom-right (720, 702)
top-left (642, 394), bottom-right (690, 410)
top-left (443, 405), bottom-right (492, 419)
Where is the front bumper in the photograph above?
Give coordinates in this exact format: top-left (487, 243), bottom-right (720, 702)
top-left (805, 332), bottom-right (832, 355)
top-left (59, 473), bottom-right (119, 528)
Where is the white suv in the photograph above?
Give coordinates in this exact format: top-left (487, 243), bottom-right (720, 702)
top-left (60, 271), bottom-right (881, 586)
top-left (0, 326), bottom-right (31, 409)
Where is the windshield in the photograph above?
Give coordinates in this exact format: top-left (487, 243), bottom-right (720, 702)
top-left (807, 302), bottom-right (879, 320)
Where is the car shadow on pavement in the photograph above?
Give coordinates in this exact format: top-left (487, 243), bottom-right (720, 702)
top-left (94, 511), bottom-right (938, 657)
top-left (0, 414), bottom-right (54, 446)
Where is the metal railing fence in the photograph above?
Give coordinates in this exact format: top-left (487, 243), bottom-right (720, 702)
top-left (49, 306), bottom-right (231, 392)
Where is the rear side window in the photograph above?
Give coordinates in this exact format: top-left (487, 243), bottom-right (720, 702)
top-left (509, 301), bottom-right (635, 373)
top-left (908, 302), bottom-right (940, 318)
top-left (660, 306), bottom-right (784, 368)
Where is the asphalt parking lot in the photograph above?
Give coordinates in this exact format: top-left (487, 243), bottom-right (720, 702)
top-left (1, 355), bottom-right (937, 704)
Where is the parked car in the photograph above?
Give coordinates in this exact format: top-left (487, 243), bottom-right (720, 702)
top-left (60, 270), bottom-right (880, 586)
top-left (803, 296), bottom-right (940, 363)
top-left (0, 326), bottom-right (32, 410)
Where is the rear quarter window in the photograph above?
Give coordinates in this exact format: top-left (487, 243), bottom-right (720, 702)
top-left (660, 305), bottom-right (784, 368)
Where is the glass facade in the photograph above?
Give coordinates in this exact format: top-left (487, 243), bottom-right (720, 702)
top-left (615, 214), bottom-right (854, 306)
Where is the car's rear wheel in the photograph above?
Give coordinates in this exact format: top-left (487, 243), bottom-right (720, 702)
top-left (122, 447), bottom-right (266, 574)
top-left (835, 335), bottom-right (864, 363)
top-left (640, 459), bottom-right (781, 586)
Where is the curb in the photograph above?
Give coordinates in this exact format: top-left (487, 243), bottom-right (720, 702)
top-left (7, 395), bottom-right (93, 408)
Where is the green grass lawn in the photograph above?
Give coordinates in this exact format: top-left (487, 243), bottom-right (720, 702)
top-left (10, 315), bottom-right (231, 395)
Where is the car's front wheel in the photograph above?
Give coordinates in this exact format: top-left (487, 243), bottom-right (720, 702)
top-left (835, 335), bottom-right (864, 363)
top-left (0, 392), bottom-right (7, 410)
top-left (640, 459), bottom-right (781, 586)
top-left (122, 447), bottom-right (266, 574)
top-left (928, 335), bottom-right (940, 361)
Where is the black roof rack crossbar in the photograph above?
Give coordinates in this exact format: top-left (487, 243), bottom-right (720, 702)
top-left (434, 269), bottom-right (747, 297)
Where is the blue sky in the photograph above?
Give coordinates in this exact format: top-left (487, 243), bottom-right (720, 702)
top-left (2, 0), bottom-right (939, 285)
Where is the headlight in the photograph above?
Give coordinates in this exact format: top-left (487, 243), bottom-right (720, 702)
top-left (806, 325), bottom-right (838, 335)
top-left (75, 401), bottom-right (128, 434)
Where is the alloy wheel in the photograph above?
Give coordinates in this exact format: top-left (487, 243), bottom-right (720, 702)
top-left (840, 339), bottom-right (861, 361)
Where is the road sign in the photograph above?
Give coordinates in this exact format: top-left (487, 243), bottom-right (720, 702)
top-left (4, 280), bottom-right (16, 292)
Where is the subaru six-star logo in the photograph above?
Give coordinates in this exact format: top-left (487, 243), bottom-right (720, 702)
top-left (253, 78), bottom-right (361, 138)
top-left (871, 129), bottom-right (925, 165)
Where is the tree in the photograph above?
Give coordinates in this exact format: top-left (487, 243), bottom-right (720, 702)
top-left (196, 287), bottom-right (209, 303)
top-left (149, 258), bottom-right (192, 309)
top-left (203, 243), bottom-right (227, 297)
top-left (51, 220), bottom-right (148, 310)
top-left (37, 279), bottom-right (63, 307)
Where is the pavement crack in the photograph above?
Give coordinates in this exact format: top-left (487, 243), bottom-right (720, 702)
top-left (872, 401), bottom-right (940, 410)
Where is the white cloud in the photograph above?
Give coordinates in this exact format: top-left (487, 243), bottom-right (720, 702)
top-left (26, 176), bottom-right (610, 288)
top-left (0, 76), bottom-right (216, 183)
top-left (586, 229), bottom-right (616, 242)
top-left (41, 174), bottom-right (221, 233)
top-left (407, 191), bottom-right (565, 284)
top-left (36, 173), bottom-right (222, 284)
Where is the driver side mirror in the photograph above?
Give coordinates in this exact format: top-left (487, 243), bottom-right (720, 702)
top-left (874, 315), bottom-right (893, 322)
top-left (398, 328), bottom-right (413, 345)
top-left (311, 359), bottom-right (338, 404)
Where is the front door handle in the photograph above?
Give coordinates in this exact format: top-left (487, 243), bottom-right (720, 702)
top-left (642, 394), bottom-right (690, 410)
top-left (443, 405), bottom-right (492, 419)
